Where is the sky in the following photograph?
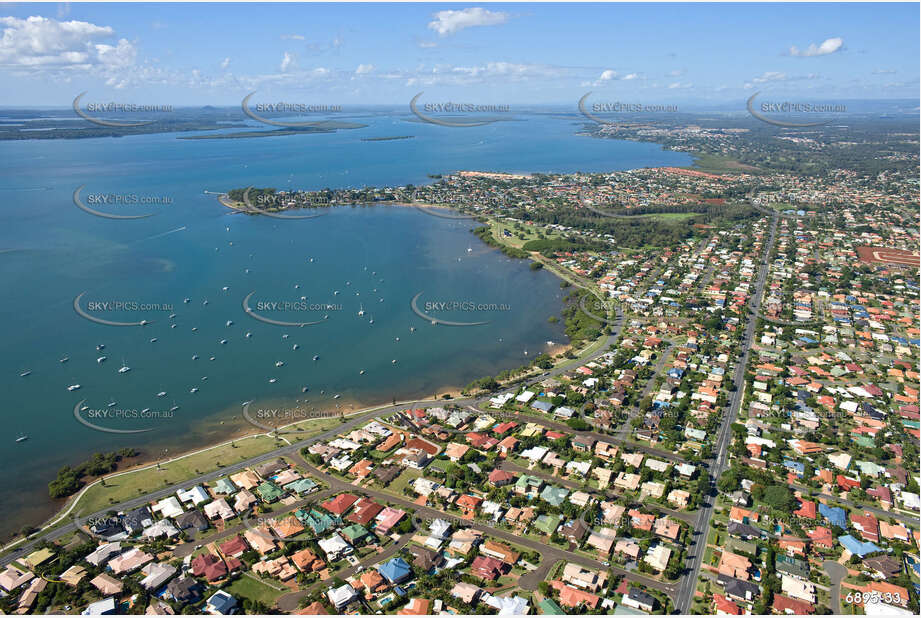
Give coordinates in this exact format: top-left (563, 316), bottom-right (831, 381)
top-left (0, 2), bottom-right (918, 107)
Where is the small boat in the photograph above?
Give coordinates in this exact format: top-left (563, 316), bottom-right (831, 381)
top-left (268, 378), bottom-right (277, 384)
top-left (96, 344), bottom-right (105, 351)
top-left (118, 362), bottom-right (130, 374)
top-left (275, 361), bottom-right (285, 367)
top-left (359, 370), bottom-right (365, 375)
top-left (157, 391), bottom-right (167, 397)
top-left (395, 337), bottom-right (400, 341)
top-left (141, 407), bottom-right (150, 413)
top-left (107, 399), bottom-right (117, 407)
top-left (292, 344), bottom-right (299, 350)
top-left (245, 332), bottom-right (252, 338)
top-left (333, 394), bottom-right (341, 399)
top-left (467, 246), bottom-right (473, 253)
top-left (392, 359), bottom-right (397, 364)
top-left (150, 337), bottom-right (158, 343)
top-left (222, 286), bottom-right (229, 291)
top-left (19, 370), bottom-right (31, 377)
top-left (169, 313), bottom-right (177, 319)
top-left (60, 357), bottom-right (69, 363)
top-left (313, 355), bottom-right (319, 361)
top-left (170, 403), bottom-right (180, 412)
top-left (192, 354), bottom-right (199, 360)
top-left (15, 434), bottom-right (28, 443)
top-left (203, 300), bottom-right (209, 306)
top-left (226, 320), bottom-right (233, 327)
top-left (220, 339), bottom-right (227, 345)
top-left (369, 315), bottom-right (374, 325)
top-left (294, 284), bottom-right (300, 289)
top-left (333, 290), bottom-right (339, 295)
top-left (170, 324), bottom-right (177, 329)
top-left (184, 298), bottom-right (191, 303)
top-left (282, 334), bottom-right (289, 339)
top-left (97, 356), bottom-right (107, 363)
top-left (358, 304), bottom-right (365, 317)
top-left (191, 327), bottom-right (198, 332)
top-left (201, 376), bottom-right (208, 381)
top-left (190, 387), bottom-right (198, 393)
top-left (410, 327), bottom-right (416, 332)
top-left (209, 356), bottom-right (216, 361)
top-left (301, 386), bottom-right (309, 393)
top-left (80, 405), bottom-right (89, 411)
top-left (67, 384), bottom-right (81, 391)
top-left (140, 319), bottom-right (150, 326)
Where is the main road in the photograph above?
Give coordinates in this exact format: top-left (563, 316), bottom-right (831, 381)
top-left (674, 212), bottom-right (778, 613)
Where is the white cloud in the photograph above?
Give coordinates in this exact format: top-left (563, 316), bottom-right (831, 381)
top-left (281, 34), bottom-right (305, 41)
top-left (0, 15), bottom-right (137, 69)
top-left (355, 63), bottom-right (374, 75)
top-left (598, 69), bottom-right (617, 81)
top-left (667, 81), bottom-right (693, 89)
top-left (280, 51), bottom-right (295, 72)
top-left (220, 57), bottom-right (230, 70)
top-left (428, 7), bottom-right (508, 36)
top-left (622, 73), bottom-right (639, 80)
top-left (872, 68), bottom-right (896, 74)
top-left (744, 71), bottom-right (820, 89)
top-left (789, 37), bottom-right (843, 57)
top-left (752, 71), bottom-right (787, 83)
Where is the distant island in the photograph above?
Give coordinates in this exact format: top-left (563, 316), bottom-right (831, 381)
top-left (361, 135), bottom-right (414, 142)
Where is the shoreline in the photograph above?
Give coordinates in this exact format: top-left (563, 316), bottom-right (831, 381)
top-left (9, 175), bottom-right (583, 545)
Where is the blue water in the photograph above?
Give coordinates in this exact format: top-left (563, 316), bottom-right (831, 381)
top-left (0, 111), bottom-right (690, 535)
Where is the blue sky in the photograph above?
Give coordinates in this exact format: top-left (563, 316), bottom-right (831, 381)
top-left (0, 3), bottom-right (917, 106)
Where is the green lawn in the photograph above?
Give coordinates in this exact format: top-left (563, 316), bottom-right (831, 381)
top-left (71, 434), bottom-right (283, 515)
top-left (225, 573), bottom-right (285, 606)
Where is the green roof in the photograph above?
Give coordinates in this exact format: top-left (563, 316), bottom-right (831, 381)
top-left (852, 435), bottom-right (875, 448)
top-left (295, 508), bottom-right (339, 534)
top-left (256, 480), bottom-right (285, 502)
top-left (515, 475), bottom-right (543, 490)
top-left (284, 478), bottom-right (318, 495)
top-left (213, 478), bottom-right (236, 494)
top-left (539, 599), bottom-right (565, 615)
top-left (539, 485), bottom-right (569, 507)
top-left (341, 523), bottom-right (370, 543)
top-left (533, 514), bottom-right (561, 535)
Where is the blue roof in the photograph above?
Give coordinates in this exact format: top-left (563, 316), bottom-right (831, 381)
top-left (783, 460), bottom-right (805, 476)
top-left (531, 401), bottom-right (552, 412)
top-left (378, 557), bottom-right (412, 584)
top-left (838, 535), bottom-right (880, 558)
top-left (819, 504), bottom-right (846, 528)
